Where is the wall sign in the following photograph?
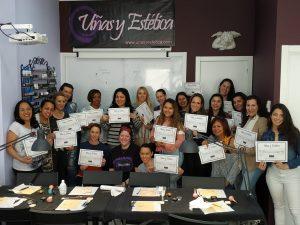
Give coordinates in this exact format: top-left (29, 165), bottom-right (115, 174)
top-left (61, 0), bottom-right (175, 48)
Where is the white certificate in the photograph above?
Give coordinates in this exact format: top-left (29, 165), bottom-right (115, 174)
top-left (154, 125), bottom-right (177, 144)
top-left (256, 141), bottom-right (288, 162)
top-left (70, 113), bottom-right (87, 127)
top-left (85, 110), bottom-right (103, 125)
top-left (198, 143), bottom-right (226, 164)
top-left (135, 102), bottom-right (153, 125)
top-left (108, 108), bottom-right (130, 123)
top-left (226, 118), bottom-right (235, 129)
top-left (184, 82), bottom-right (202, 95)
top-left (153, 110), bottom-right (161, 120)
top-left (23, 137), bottom-right (48, 158)
top-left (154, 154), bottom-right (178, 174)
top-left (57, 117), bottom-right (81, 132)
top-left (234, 127), bottom-right (257, 148)
top-left (184, 113), bottom-right (208, 133)
top-left (232, 111), bottom-right (242, 127)
top-left (54, 131), bottom-right (77, 148)
top-left (223, 101), bottom-right (234, 114)
top-left (78, 149), bottom-right (103, 167)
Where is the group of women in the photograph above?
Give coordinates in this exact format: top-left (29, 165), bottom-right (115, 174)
top-left (6, 79), bottom-right (300, 225)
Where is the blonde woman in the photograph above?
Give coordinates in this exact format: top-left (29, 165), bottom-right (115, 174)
top-left (134, 86), bottom-right (153, 146)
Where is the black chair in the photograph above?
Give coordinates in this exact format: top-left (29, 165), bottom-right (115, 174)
top-left (182, 176), bottom-right (226, 189)
top-left (82, 170), bottom-right (123, 186)
top-left (30, 211), bottom-right (88, 225)
top-left (128, 172), bottom-right (170, 187)
top-left (168, 214), bottom-right (228, 225)
top-left (16, 172), bottom-right (58, 186)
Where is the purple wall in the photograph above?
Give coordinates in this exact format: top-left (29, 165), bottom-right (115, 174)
top-left (274, 0), bottom-right (300, 102)
top-left (173, 0), bottom-right (255, 81)
top-left (252, 0), bottom-right (277, 103)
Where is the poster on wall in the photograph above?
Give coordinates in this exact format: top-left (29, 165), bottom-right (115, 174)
top-left (61, 0), bottom-right (175, 48)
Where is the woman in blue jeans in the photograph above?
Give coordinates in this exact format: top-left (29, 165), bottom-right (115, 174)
top-left (259, 103), bottom-right (300, 225)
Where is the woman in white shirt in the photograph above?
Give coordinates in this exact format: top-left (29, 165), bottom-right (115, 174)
top-left (6, 100), bottom-right (41, 173)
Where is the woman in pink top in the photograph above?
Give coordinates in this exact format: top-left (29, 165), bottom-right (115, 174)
top-left (151, 98), bottom-right (185, 187)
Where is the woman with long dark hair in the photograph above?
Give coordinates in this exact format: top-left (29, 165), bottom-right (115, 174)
top-left (240, 95), bottom-right (268, 190)
top-left (101, 88), bottom-right (141, 148)
top-left (6, 100), bottom-right (41, 174)
top-left (181, 93), bottom-right (211, 177)
top-left (259, 103), bottom-right (300, 225)
top-left (218, 78), bottom-right (235, 101)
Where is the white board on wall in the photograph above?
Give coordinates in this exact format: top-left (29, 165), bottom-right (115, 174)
top-left (60, 52), bottom-right (187, 111)
top-left (195, 56), bottom-right (253, 108)
top-left (280, 45), bottom-right (300, 129)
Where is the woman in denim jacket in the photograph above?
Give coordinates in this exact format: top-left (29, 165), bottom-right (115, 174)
top-left (259, 103), bottom-right (300, 225)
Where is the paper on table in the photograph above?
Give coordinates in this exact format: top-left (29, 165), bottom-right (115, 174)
top-left (55, 199), bottom-right (87, 211)
top-left (100, 185), bottom-right (125, 196)
top-left (68, 186), bottom-right (98, 196)
top-left (189, 196), bottom-right (211, 210)
top-left (132, 187), bottom-right (160, 197)
top-left (196, 189), bottom-right (226, 199)
top-left (201, 201), bottom-right (234, 215)
top-left (0, 197), bottom-right (27, 208)
top-left (132, 201), bottom-right (162, 212)
top-left (12, 184), bottom-right (41, 195)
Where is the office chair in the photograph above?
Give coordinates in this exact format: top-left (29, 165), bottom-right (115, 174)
top-left (16, 172), bottom-right (58, 186)
top-left (82, 170), bottom-right (123, 186)
top-left (30, 210), bottom-right (88, 225)
top-left (128, 172), bottom-right (170, 187)
top-left (182, 176), bottom-right (226, 189)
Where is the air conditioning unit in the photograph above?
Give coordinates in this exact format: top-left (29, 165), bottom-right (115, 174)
top-left (9, 32), bottom-right (48, 45)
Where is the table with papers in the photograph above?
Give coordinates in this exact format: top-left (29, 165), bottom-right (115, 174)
top-left (0, 186), bottom-right (265, 224)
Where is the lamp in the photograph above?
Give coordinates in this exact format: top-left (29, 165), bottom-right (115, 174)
top-left (0, 129), bottom-right (51, 152)
top-left (194, 133), bottom-right (254, 198)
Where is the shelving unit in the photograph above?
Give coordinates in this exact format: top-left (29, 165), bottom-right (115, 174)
top-left (21, 57), bottom-right (57, 112)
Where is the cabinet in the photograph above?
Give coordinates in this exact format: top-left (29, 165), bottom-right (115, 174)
top-left (21, 57), bottom-right (57, 112)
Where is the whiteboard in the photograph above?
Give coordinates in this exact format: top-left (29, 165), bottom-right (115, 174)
top-left (195, 56), bottom-right (253, 108)
top-left (280, 45), bottom-right (300, 129)
top-left (60, 52), bottom-right (187, 111)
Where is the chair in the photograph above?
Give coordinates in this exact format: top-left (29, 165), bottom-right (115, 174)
top-left (30, 210), bottom-right (88, 225)
top-left (182, 176), bottom-right (226, 189)
top-left (128, 172), bottom-right (170, 187)
top-left (16, 172), bottom-right (58, 186)
top-left (168, 214), bottom-right (228, 225)
top-left (82, 170), bottom-right (123, 186)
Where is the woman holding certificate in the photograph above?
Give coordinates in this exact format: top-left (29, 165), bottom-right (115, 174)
top-left (6, 100), bottom-right (41, 174)
top-left (180, 93), bottom-right (211, 177)
top-left (50, 92), bottom-right (77, 185)
top-left (151, 98), bottom-right (185, 187)
top-left (207, 94), bottom-right (228, 135)
top-left (240, 95), bottom-right (267, 191)
top-left (101, 88), bottom-right (141, 148)
top-left (258, 104), bottom-right (300, 225)
top-left (202, 117), bottom-right (240, 189)
top-left (109, 125), bottom-right (141, 182)
top-left (35, 99), bottom-right (55, 172)
top-left (77, 123), bottom-right (110, 184)
top-left (134, 87), bottom-right (153, 146)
